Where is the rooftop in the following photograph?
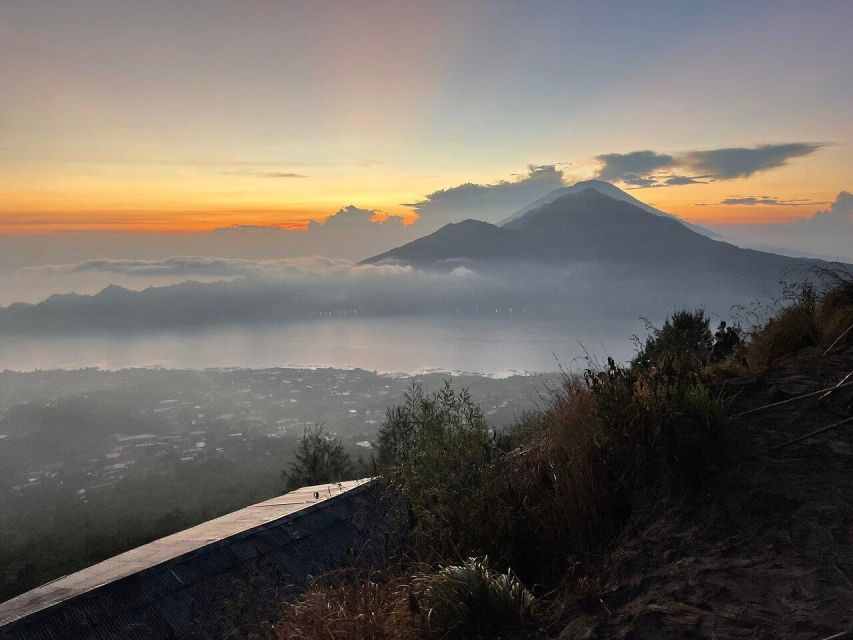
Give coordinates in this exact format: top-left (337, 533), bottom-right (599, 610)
top-left (0, 478), bottom-right (388, 639)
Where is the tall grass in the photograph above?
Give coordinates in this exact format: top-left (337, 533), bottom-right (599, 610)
top-left (723, 270), bottom-right (853, 373)
top-left (276, 569), bottom-right (416, 640)
top-left (275, 561), bottom-right (534, 640)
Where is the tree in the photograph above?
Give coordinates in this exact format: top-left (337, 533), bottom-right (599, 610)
top-left (374, 381), bottom-right (508, 557)
top-left (283, 423), bottom-right (354, 491)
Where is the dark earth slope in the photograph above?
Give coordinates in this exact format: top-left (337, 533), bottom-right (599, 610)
top-left (561, 347), bottom-right (853, 639)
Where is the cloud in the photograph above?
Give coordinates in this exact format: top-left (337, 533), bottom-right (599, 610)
top-left (306, 205), bottom-right (400, 232)
top-left (695, 195), bottom-right (831, 207)
top-left (621, 175), bottom-right (659, 187)
top-left (709, 191), bottom-right (853, 262)
top-left (595, 151), bottom-right (675, 182)
top-left (254, 171), bottom-right (309, 178)
top-left (801, 191), bottom-right (853, 226)
top-left (682, 143), bottom-right (823, 180)
top-left (720, 197), bottom-right (784, 206)
top-left (663, 175), bottom-right (706, 186)
top-left (595, 143), bottom-right (823, 188)
top-left (403, 164), bottom-right (565, 230)
top-left (0, 256), bottom-right (785, 338)
top-left (22, 256), bottom-right (353, 279)
top-left (225, 169), bottom-right (309, 178)
top-left (0, 262), bottom-right (502, 335)
top-left (719, 196), bottom-right (829, 206)
top-left (206, 205), bottom-right (414, 261)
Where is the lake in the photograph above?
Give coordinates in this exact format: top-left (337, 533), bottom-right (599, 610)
top-left (0, 315), bottom-right (641, 375)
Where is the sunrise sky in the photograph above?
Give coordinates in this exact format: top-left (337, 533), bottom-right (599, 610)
top-left (1, 0), bottom-right (851, 233)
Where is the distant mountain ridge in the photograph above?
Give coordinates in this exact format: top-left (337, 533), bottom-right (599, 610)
top-left (362, 188), bottom-right (814, 278)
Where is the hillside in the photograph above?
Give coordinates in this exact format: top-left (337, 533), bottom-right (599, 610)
top-left (562, 346), bottom-right (853, 638)
top-left (271, 275), bottom-right (853, 640)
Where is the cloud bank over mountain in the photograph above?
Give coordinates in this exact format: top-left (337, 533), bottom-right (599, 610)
top-left (402, 165), bottom-right (566, 230)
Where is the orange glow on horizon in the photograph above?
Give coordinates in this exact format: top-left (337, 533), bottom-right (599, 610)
top-left (0, 161), bottom-right (839, 234)
top-left (0, 206), bottom-right (420, 235)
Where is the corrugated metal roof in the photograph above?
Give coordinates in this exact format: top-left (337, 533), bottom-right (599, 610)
top-left (0, 478), bottom-right (398, 640)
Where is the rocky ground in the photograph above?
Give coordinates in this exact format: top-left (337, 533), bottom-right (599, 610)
top-left (560, 347), bottom-right (853, 639)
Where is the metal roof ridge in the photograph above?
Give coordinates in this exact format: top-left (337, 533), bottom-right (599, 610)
top-left (0, 477), bottom-right (376, 628)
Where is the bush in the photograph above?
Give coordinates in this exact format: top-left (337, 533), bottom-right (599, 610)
top-left (374, 381), bottom-right (513, 560)
top-left (633, 309), bottom-right (712, 377)
top-left (411, 557), bottom-right (535, 639)
top-left (283, 423), bottom-right (354, 491)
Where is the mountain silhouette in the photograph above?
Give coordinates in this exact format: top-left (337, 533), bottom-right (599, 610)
top-left (361, 188), bottom-right (821, 287)
top-left (498, 179), bottom-right (718, 237)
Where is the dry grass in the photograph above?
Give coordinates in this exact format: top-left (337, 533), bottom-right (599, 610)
top-left (733, 274), bottom-right (853, 373)
top-left (275, 560), bottom-right (536, 640)
top-left (275, 569), bottom-right (419, 640)
top-left (505, 379), bottom-right (616, 578)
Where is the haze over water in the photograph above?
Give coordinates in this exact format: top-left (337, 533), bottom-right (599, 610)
top-left (0, 316), bottom-right (639, 375)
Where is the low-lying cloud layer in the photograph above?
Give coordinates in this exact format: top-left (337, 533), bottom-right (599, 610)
top-left (0, 249), bottom-right (810, 339)
top-left (0, 205), bottom-right (417, 284)
top-left (596, 143), bottom-right (823, 189)
top-left (22, 256), bottom-right (351, 279)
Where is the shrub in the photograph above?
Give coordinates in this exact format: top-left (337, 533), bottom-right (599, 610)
top-left (283, 423), bottom-right (354, 491)
top-left (411, 557), bottom-right (535, 638)
top-left (633, 309), bottom-right (712, 377)
top-left (371, 338), bottom-right (728, 586)
top-left (374, 381), bottom-right (513, 560)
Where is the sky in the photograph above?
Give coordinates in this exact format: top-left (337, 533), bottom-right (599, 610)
top-left (1, 0), bottom-right (851, 235)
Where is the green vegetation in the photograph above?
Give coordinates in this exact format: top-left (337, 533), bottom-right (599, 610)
top-left (278, 310), bottom-right (729, 638)
top-left (283, 424), bottom-right (357, 491)
top-left (278, 272), bottom-right (853, 639)
top-left (411, 558), bottom-right (535, 637)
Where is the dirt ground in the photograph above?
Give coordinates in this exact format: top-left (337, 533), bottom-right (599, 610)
top-left (560, 347), bottom-right (853, 639)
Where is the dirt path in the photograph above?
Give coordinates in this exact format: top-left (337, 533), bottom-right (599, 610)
top-left (560, 348), bottom-right (853, 639)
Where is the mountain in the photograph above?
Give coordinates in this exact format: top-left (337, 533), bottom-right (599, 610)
top-left (361, 188), bottom-right (820, 284)
top-left (498, 179), bottom-right (718, 238)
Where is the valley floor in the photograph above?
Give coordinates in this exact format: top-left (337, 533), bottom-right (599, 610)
top-left (561, 348), bottom-right (853, 639)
